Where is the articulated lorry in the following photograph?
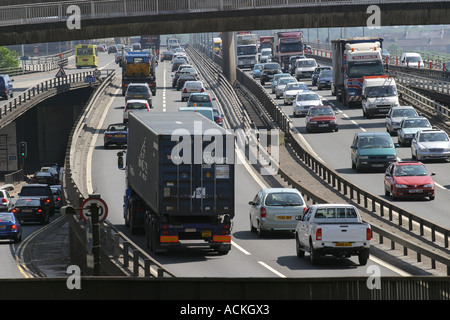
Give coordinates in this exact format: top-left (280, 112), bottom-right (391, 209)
top-left (121, 51), bottom-right (157, 96)
top-left (118, 112), bottom-right (235, 254)
top-left (236, 32), bottom-right (258, 69)
top-left (273, 31), bottom-right (304, 72)
top-left (331, 37), bottom-right (384, 107)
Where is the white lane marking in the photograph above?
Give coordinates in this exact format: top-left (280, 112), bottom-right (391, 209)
top-left (435, 182), bottom-right (446, 190)
top-left (258, 261), bottom-right (287, 278)
top-left (231, 241), bottom-right (251, 255)
top-left (163, 65), bottom-right (167, 112)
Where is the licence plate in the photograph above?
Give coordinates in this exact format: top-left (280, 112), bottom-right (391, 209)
top-left (202, 230), bottom-right (212, 237)
top-left (23, 209), bottom-right (33, 213)
top-left (134, 95), bottom-right (143, 98)
top-left (409, 189), bottom-right (423, 193)
top-left (0, 225), bottom-right (5, 229)
top-left (277, 216), bottom-right (292, 220)
top-left (372, 164), bottom-right (384, 167)
top-left (115, 134), bottom-right (126, 138)
top-left (335, 242), bottom-right (352, 247)
top-left (318, 124), bottom-right (329, 127)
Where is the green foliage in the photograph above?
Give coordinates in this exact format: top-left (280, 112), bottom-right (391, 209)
top-left (0, 47), bottom-right (19, 69)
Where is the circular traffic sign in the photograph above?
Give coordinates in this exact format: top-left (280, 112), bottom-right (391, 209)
top-left (80, 197), bottom-right (108, 222)
top-left (93, 69), bottom-right (101, 78)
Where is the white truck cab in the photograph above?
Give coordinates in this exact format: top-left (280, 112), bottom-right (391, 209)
top-left (362, 76), bottom-right (400, 119)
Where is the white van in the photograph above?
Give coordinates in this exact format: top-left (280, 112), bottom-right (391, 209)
top-left (294, 58), bottom-right (317, 80)
top-left (401, 52), bottom-right (424, 68)
top-left (361, 76), bottom-right (400, 119)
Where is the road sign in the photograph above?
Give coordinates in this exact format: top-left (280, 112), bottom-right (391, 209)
top-left (55, 66), bottom-right (66, 78)
top-left (33, 46), bottom-right (39, 54)
top-left (93, 69), bottom-right (101, 78)
top-left (84, 76), bottom-right (96, 83)
top-left (80, 197), bottom-right (108, 222)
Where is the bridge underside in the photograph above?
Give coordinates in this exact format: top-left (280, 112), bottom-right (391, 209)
top-left (1, 2), bottom-right (450, 45)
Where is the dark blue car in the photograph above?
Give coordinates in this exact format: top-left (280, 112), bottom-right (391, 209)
top-left (104, 123), bottom-right (128, 149)
top-left (0, 212), bottom-right (22, 243)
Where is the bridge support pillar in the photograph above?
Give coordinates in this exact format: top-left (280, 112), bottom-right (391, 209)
top-left (221, 31), bottom-right (236, 84)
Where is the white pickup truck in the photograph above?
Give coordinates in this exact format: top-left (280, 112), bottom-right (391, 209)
top-left (295, 204), bottom-right (371, 265)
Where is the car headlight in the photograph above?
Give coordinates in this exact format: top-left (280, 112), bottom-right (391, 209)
top-left (368, 104), bottom-right (377, 109)
top-left (395, 184), bottom-right (408, 188)
top-left (330, 120), bottom-right (337, 124)
top-left (309, 121), bottom-right (317, 124)
top-left (387, 155), bottom-right (396, 159)
top-left (424, 183), bottom-right (434, 188)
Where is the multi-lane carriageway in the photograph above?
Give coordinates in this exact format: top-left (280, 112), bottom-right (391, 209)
top-left (2, 49), bottom-right (448, 279)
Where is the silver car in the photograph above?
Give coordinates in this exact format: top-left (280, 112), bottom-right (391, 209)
top-left (249, 188), bottom-right (307, 237)
top-left (275, 77), bottom-right (297, 99)
top-left (411, 129), bottom-right (450, 161)
top-left (283, 82), bottom-right (309, 105)
top-left (293, 91), bottom-right (322, 117)
top-left (0, 189), bottom-right (13, 212)
top-left (385, 106), bottom-right (418, 135)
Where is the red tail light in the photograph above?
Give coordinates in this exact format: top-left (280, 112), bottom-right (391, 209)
top-left (56, 197), bottom-right (61, 202)
top-left (37, 209), bottom-right (42, 213)
top-left (11, 224), bottom-right (17, 230)
top-left (183, 88), bottom-right (187, 93)
top-left (1, 198), bottom-right (6, 203)
top-left (316, 228), bottom-right (322, 241)
top-left (260, 207), bottom-right (266, 218)
top-left (45, 199), bottom-right (50, 203)
top-left (12, 208), bottom-right (17, 213)
top-left (201, 88), bottom-right (205, 92)
top-left (303, 206), bottom-right (308, 214)
top-left (367, 228), bottom-right (372, 241)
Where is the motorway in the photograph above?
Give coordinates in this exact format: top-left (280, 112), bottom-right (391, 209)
top-left (2, 48), bottom-right (445, 278)
top-left (261, 60), bottom-right (450, 230)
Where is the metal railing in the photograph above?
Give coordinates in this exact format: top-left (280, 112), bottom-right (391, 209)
top-left (0, 70), bottom-right (94, 122)
top-left (0, 0), bottom-right (448, 26)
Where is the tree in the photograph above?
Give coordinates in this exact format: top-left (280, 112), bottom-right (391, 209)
top-left (0, 47), bottom-right (19, 69)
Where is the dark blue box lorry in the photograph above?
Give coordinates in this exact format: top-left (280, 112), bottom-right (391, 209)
top-left (118, 112), bottom-right (235, 254)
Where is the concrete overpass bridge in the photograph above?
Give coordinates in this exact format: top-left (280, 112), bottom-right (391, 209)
top-left (1, 0), bottom-right (450, 46)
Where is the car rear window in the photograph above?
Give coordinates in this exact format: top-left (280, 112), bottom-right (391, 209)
top-left (128, 86), bottom-right (148, 93)
top-left (315, 207), bottom-right (357, 219)
top-left (0, 213), bottom-right (14, 222)
top-left (264, 193), bottom-right (303, 206)
top-left (126, 102), bottom-right (148, 110)
top-left (190, 95), bottom-right (211, 102)
top-left (20, 187), bottom-right (48, 196)
top-left (15, 199), bottom-right (42, 207)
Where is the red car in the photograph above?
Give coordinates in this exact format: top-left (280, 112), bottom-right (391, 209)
top-left (384, 162), bottom-right (435, 200)
top-left (305, 105), bottom-right (338, 132)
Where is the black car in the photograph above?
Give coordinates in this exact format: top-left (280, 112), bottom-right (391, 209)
top-left (260, 62), bottom-right (282, 85)
top-left (104, 122), bottom-right (128, 149)
top-left (13, 197), bottom-right (50, 225)
top-left (18, 184), bottom-right (55, 216)
top-left (311, 66), bottom-right (331, 86)
top-left (31, 171), bottom-right (57, 185)
top-left (176, 74), bottom-right (197, 91)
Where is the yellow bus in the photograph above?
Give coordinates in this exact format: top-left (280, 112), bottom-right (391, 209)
top-left (75, 44), bottom-right (99, 68)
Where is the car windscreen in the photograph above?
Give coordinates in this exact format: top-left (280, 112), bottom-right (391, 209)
top-left (264, 63), bottom-right (280, 70)
top-left (320, 70), bottom-right (332, 77)
top-left (309, 107), bottom-right (334, 116)
top-left (419, 132), bottom-right (449, 142)
top-left (279, 78), bottom-right (295, 85)
top-left (297, 60), bottom-right (316, 67)
top-left (286, 83), bottom-right (308, 91)
top-left (264, 192), bottom-right (303, 206)
top-left (402, 119), bottom-right (431, 128)
top-left (358, 136), bottom-right (394, 148)
top-left (365, 85), bottom-right (397, 97)
top-left (297, 93), bottom-right (319, 101)
top-left (391, 109), bottom-right (417, 118)
top-left (394, 165), bottom-right (428, 176)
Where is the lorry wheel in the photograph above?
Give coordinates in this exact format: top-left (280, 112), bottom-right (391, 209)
top-left (296, 236), bottom-right (305, 258)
